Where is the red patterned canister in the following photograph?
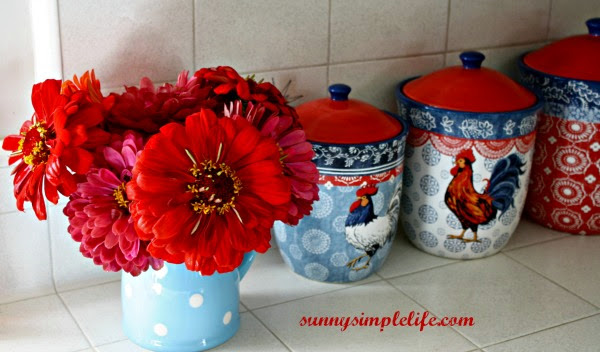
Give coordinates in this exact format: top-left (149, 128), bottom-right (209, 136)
top-left (519, 18), bottom-right (600, 235)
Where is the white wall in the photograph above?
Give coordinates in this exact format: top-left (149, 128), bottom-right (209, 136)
top-left (0, 0), bottom-right (599, 303)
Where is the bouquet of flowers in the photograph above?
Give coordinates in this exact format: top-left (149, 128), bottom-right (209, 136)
top-left (2, 67), bottom-right (319, 275)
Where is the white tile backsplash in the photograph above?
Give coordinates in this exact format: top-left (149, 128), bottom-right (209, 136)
top-left (195, 0), bottom-right (329, 72)
top-left (0, 1), bottom-right (35, 138)
top-left (444, 42), bottom-right (547, 80)
top-left (329, 55), bottom-right (445, 112)
top-left (448, 0), bottom-right (551, 51)
top-left (243, 65), bottom-right (328, 107)
top-left (330, 0), bottom-right (448, 63)
top-left (0, 211), bottom-right (54, 304)
top-left (58, 0), bottom-right (194, 87)
top-left (548, 0), bottom-right (600, 39)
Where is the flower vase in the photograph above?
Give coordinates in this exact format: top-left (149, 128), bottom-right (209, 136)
top-left (121, 251), bottom-right (256, 352)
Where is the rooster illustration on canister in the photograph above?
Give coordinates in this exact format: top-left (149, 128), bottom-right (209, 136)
top-left (445, 149), bottom-right (525, 242)
top-left (344, 184), bottom-right (400, 271)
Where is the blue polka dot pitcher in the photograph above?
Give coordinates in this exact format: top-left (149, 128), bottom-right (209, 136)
top-left (273, 84), bottom-right (408, 282)
top-left (121, 251), bottom-right (255, 351)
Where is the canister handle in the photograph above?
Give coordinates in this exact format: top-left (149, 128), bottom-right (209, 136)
top-left (460, 51), bottom-right (485, 69)
top-left (329, 84), bottom-right (351, 101)
top-left (587, 18), bottom-right (600, 36)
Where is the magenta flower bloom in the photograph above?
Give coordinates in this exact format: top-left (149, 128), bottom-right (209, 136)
top-left (225, 101), bottom-right (319, 225)
top-left (64, 131), bottom-right (162, 276)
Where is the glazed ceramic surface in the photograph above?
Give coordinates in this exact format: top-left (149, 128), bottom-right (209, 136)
top-left (274, 84), bottom-right (408, 282)
top-left (519, 19), bottom-right (600, 235)
top-left (519, 68), bottom-right (600, 235)
top-left (121, 252), bottom-right (255, 352)
top-left (396, 52), bottom-right (542, 259)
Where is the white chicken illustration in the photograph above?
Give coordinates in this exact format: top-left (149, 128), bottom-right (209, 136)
top-left (344, 183), bottom-right (401, 271)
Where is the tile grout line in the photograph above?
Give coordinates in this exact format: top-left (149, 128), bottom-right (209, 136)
top-left (56, 292), bottom-right (95, 349)
top-left (379, 259), bottom-right (464, 282)
top-left (96, 36), bottom-right (548, 94)
top-left (500, 233), bottom-right (571, 253)
top-left (246, 309), bottom-right (294, 352)
top-left (46, 204), bottom-right (59, 297)
top-left (326, 0), bottom-right (332, 86)
top-left (502, 252), bottom-right (600, 310)
top-left (58, 278), bottom-right (122, 295)
top-left (545, 0), bottom-right (554, 41)
top-left (382, 278), bottom-right (481, 350)
top-left (55, 0), bottom-right (65, 80)
top-left (0, 291), bottom-right (57, 306)
top-left (243, 275), bottom-right (385, 312)
top-left (175, 40), bottom-right (547, 82)
top-left (192, 0), bottom-right (197, 71)
top-left (443, 0), bottom-right (452, 66)
top-left (479, 311), bottom-right (600, 350)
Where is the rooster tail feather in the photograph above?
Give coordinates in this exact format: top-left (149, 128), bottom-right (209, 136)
top-left (386, 182), bottom-right (402, 235)
top-left (488, 154), bottom-right (525, 215)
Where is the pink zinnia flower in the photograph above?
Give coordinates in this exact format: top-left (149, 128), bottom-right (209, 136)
top-left (225, 101), bottom-right (319, 225)
top-left (63, 131), bottom-right (162, 276)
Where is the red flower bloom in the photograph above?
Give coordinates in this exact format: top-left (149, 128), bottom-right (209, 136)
top-left (2, 73), bottom-right (110, 220)
top-left (63, 131), bottom-right (162, 275)
top-left (127, 109), bottom-right (291, 274)
top-left (108, 71), bottom-right (212, 134)
top-left (194, 66), bottom-right (300, 120)
top-left (225, 101), bottom-right (319, 225)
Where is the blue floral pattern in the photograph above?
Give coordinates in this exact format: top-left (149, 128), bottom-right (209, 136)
top-left (312, 139), bottom-right (404, 176)
top-left (471, 238), bottom-right (492, 253)
top-left (274, 176), bottom-right (402, 283)
top-left (444, 238), bottom-right (466, 253)
top-left (403, 221), bottom-right (417, 240)
top-left (418, 205), bottom-right (438, 224)
top-left (419, 231), bottom-right (438, 248)
top-left (422, 144), bottom-right (441, 166)
top-left (401, 193), bottom-right (413, 215)
top-left (493, 233), bottom-right (511, 250)
top-left (420, 175), bottom-right (440, 196)
top-left (520, 66), bottom-right (600, 123)
top-left (397, 81), bottom-right (541, 139)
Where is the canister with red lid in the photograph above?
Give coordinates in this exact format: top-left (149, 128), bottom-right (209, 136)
top-left (273, 84), bottom-right (408, 282)
top-left (519, 18), bottom-right (600, 235)
top-left (396, 51), bottom-right (543, 259)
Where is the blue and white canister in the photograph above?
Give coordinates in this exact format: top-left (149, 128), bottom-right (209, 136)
top-left (396, 52), bottom-right (543, 259)
top-left (274, 84), bottom-right (408, 282)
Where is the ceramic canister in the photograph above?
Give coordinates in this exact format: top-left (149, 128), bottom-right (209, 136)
top-left (396, 52), bottom-right (543, 259)
top-left (519, 18), bottom-right (600, 235)
top-left (273, 84), bottom-right (408, 282)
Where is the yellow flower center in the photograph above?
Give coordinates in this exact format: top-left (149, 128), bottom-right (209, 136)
top-left (113, 182), bottom-right (129, 209)
top-left (188, 160), bottom-right (242, 216)
top-left (19, 122), bottom-right (51, 167)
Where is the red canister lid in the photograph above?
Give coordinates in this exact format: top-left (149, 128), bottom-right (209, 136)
top-left (296, 84), bottom-right (403, 144)
top-left (403, 51), bottom-right (537, 112)
top-left (524, 18), bottom-right (600, 81)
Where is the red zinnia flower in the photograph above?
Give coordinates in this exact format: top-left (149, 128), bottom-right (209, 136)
top-left (193, 66), bottom-right (300, 120)
top-left (127, 109), bottom-right (291, 274)
top-left (2, 73), bottom-right (110, 220)
top-left (63, 131), bottom-right (162, 276)
top-left (108, 71), bottom-right (212, 134)
top-left (225, 101), bottom-right (319, 225)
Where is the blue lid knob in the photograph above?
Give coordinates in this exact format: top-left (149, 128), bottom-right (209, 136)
top-left (587, 18), bottom-right (600, 36)
top-left (460, 51), bottom-right (486, 69)
top-left (329, 84), bottom-right (351, 101)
